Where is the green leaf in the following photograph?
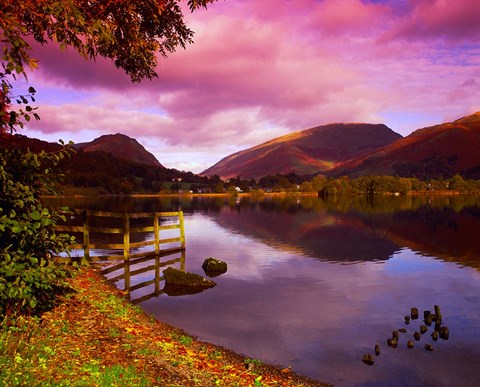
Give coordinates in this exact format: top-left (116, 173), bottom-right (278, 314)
top-left (11, 225), bottom-right (22, 233)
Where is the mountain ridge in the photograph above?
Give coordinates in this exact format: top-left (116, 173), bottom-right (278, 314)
top-left (73, 133), bottom-right (163, 168)
top-left (202, 123), bottom-right (402, 179)
top-left (329, 112), bottom-right (480, 179)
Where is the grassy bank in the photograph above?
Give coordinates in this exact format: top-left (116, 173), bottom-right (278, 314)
top-left (1, 267), bottom-right (329, 386)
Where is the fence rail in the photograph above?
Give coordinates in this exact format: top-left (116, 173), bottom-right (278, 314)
top-left (54, 209), bottom-right (185, 261)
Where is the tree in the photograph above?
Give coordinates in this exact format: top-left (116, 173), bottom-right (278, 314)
top-left (1, 0), bottom-right (219, 133)
top-left (1, 0), bottom-right (218, 317)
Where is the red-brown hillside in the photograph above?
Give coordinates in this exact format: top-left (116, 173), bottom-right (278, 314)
top-left (74, 133), bottom-right (163, 168)
top-left (202, 123), bottom-right (401, 179)
top-left (330, 112), bottom-right (480, 178)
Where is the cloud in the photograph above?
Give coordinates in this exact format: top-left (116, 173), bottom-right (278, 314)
top-left (20, 0), bottom-right (480, 172)
top-left (385, 0), bottom-right (480, 42)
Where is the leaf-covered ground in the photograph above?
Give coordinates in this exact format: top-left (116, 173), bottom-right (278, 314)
top-left (1, 267), bottom-right (330, 386)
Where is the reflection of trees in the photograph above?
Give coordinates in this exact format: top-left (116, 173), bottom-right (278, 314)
top-left (353, 202), bottom-right (480, 269)
top-left (209, 201), bottom-right (401, 263)
top-left (45, 194), bottom-right (480, 268)
top-left (205, 195), bottom-right (480, 268)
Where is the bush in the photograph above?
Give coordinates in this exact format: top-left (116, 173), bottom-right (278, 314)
top-left (0, 146), bottom-right (75, 318)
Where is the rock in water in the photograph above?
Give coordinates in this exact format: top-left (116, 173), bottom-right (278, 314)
top-left (202, 257), bottom-right (228, 277)
top-left (163, 267), bottom-right (216, 296)
top-left (387, 338), bottom-right (398, 348)
top-left (439, 326), bottom-right (450, 340)
top-left (411, 307), bottom-right (419, 319)
top-left (362, 354), bottom-right (375, 366)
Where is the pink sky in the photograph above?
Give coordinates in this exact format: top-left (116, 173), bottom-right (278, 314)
top-left (19, 0), bottom-right (480, 173)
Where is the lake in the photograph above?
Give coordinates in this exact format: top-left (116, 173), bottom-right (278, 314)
top-left (45, 194), bottom-right (480, 386)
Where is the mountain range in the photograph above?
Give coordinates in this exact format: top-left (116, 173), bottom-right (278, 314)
top-left (2, 112), bottom-right (480, 182)
top-left (329, 112), bottom-right (480, 179)
top-left (201, 123), bottom-right (401, 179)
top-left (202, 112), bottom-right (480, 180)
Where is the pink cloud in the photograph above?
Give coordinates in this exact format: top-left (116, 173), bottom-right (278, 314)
top-left (17, 0), bottom-right (480, 172)
top-left (307, 0), bottom-right (392, 35)
top-left (386, 0), bottom-right (480, 42)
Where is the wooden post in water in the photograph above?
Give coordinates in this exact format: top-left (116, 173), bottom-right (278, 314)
top-left (179, 211), bottom-right (186, 249)
top-left (154, 213), bottom-right (159, 254)
top-left (83, 210), bottom-right (90, 260)
top-left (180, 250), bottom-right (186, 271)
top-left (155, 254), bottom-right (160, 295)
top-left (123, 213), bottom-right (131, 291)
top-left (123, 213), bottom-right (130, 260)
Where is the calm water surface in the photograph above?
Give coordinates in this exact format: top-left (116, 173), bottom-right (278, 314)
top-left (47, 195), bottom-right (480, 386)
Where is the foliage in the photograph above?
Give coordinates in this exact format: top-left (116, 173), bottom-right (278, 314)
top-left (296, 174), bottom-right (480, 196)
top-left (392, 154), bottom-right (459, 180)
top-left (0, 268), bottom-right (323, 386)
top-left (1, 0), bottom-right (219, 83)
top-left (1, 0), bottom-right (219, 138)
top-left (0, 0), bottom-right (220, 319)
top-left (0, 145), bottom-right (75, 318)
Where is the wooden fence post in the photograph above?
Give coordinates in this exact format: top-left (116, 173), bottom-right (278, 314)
top-left (83, 210), bottom-right (90, 260)
top-left (179, 211), bottom-right (185, 249)
top-left (154, 213), bottom-right (159, 254)
top-left (124, 260), bottom-right (131, 296)
top-left (155, 254), bottom-right (160, 294)
top-left (180, 250), bottom-right (186, 271)
top-left (123, 213), bottom-right (130, 260)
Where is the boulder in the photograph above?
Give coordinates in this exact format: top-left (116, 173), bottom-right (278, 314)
top-left (162, 267), bottom-right (216, 296)
top-left (202, 257), bottom-right (228, 277)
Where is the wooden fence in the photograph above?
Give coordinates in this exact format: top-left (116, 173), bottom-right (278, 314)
top-left (54, 209), bottom-right (185, 261)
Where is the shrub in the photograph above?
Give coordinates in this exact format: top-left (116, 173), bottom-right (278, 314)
top-left (0, 145), bottom-right (75, 318)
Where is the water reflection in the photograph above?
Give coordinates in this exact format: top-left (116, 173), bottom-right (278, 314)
top-left (44, 194), bottom-right (480, 386)
top-left (199, 195), bottom-right (480, 269)
top-left (100, 250), bottom-right (185, 304)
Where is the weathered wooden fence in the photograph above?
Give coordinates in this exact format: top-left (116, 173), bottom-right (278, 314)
top-left (55, 209), bottom-right (185, 261)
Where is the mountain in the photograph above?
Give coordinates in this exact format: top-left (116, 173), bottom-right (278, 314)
top-left (0, 133), bottom-right (62, 153)
top-left (74, 133), bottom-right (163, 168)
top-left (329, 112), bottom-right (480, 179)
top-left (202, 123), bottom-right (402, 179)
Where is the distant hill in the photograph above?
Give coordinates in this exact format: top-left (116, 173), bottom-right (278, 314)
top-left (202, 123), bottom-right (402, 179)
top-left (330, 112), bottom-right (480, 179)
top-left (74, 133), bottom-right (163, 168)
top-left (0, 133), bottom-right (62, 153)
top-left (0, 133), bottom-right (218, 194)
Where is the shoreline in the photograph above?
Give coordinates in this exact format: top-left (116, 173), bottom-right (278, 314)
top-left (42, 190), bottom-right (477, 199)
top-left (1, 266), bottom-right (330, 386)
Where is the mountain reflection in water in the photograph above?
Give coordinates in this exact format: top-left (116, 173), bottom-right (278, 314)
top-left (44, 194), bottom-right (480, 386)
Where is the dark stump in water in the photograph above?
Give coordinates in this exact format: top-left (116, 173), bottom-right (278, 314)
top-left (163, 267), bottom-right (216, 296)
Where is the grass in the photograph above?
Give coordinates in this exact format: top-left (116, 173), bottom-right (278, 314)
top-left (0, 267), bottom-right (329, 386)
